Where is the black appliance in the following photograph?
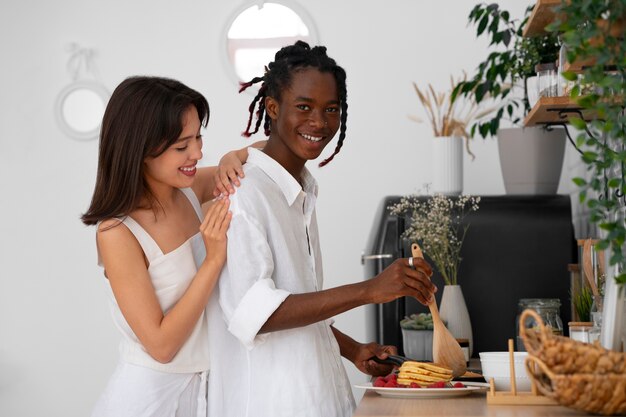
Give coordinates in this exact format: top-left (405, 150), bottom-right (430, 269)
top-left (362, 195), bottom-right (576, 356)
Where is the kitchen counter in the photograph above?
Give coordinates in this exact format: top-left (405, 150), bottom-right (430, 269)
top-left (353, 390), bottom-right (587, 417)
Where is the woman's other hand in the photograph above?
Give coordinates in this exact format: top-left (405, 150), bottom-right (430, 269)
top-left (200, 197), bottom-right (232, 266)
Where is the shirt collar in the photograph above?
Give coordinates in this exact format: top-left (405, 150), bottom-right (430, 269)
top-left (247, 148), bottom-right (318, 206)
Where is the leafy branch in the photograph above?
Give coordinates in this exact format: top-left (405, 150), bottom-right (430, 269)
top-left (451, 3), bottom-right (560, 139)
top-left (553, 0), bottom-right (626, 285)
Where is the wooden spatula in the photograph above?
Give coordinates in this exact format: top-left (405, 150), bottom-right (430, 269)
top-left (411, 243), bottom-right (467, 377)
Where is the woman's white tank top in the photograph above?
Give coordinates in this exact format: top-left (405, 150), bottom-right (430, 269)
top-left (99, 188), bottom-right (209, 373)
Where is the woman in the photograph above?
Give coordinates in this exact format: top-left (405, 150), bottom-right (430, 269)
top-left (82, 75), bottom-right (260, 417)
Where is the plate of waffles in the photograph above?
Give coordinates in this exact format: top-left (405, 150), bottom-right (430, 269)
top-left (356, 359), bottom-right (488, 398)
top-left (354, 381), bottom-right (489, 399)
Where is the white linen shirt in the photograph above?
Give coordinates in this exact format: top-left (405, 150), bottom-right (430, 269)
top-left (207, 148), bottom-right (355, 417)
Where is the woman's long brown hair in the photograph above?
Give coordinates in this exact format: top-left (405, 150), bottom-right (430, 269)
top-left (81, 76), bottom-right (209, 226)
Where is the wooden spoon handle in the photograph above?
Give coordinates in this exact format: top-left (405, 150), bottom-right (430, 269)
top-left (411, 243), bottom-right (424, 259)
top-left (411, 243), bottom-right (438, 315)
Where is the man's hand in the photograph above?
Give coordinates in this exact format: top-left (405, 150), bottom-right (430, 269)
top-left (365, 257), bottom-right (437, 306)
top-left (352, 342), bottom-right (398, 377)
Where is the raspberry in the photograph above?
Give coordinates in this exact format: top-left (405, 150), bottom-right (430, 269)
top-left (409, 382), bottom-right (420, 388)
top-left (427, 381), bottom-right (446, 388)
top-left (385, 380), bottom-right (398, 388)
top-left (373, 377), bottom-right (386, 387)
top-left (453, 382), bottom-right (465, 388)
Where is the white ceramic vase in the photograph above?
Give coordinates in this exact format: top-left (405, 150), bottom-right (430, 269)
top-left (439, 284), bottom-right (473, 356)
top-left (432, 135), bottom-right (463, 196)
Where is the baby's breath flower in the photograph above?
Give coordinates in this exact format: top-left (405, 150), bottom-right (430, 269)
top-left (389, 191), bottom-right (480, 285)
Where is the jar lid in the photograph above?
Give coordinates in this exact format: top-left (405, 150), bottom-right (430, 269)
top-left (535, 62), bottom-right (557, 72)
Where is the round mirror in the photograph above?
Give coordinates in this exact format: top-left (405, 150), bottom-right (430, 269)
top-left (55, 80), bottom-right (108, 141)
top-left (224, 1), bottom-right (318, 85)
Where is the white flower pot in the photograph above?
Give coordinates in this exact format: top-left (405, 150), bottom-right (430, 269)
top-left (439, 284), bottom-right (473, 356)
top-left (496, 127), bottom-right (566, 195)
top-left (401, 328), bottom-right (433, 361)
top-left (432, 136), bottom-right (463, 196)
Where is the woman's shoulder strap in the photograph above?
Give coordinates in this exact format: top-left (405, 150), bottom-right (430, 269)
top-left (120, 216), bottom-right (164, 261)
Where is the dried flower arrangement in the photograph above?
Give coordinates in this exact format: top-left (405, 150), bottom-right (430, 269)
top-left (409, 74), bottom-right (494, 159)
top-left (389, 191), bottom-right (480, 286)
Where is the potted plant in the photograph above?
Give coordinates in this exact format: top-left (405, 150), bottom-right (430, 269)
top-left (409, 75), bottom-right (494, 195)
top-left (549, 0), bottom-right (626, 351)
top-left (452, 3), bottom-right (566, 195)
top-left (400, 313), bottom-right (434, 361)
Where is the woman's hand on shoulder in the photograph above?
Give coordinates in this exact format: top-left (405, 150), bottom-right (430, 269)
top-left (212, 141), bottom-right (265, 197)
top-left (213, 150), bottom-right (246, 197)
top-left (200, 196), bottom-right (232, 267)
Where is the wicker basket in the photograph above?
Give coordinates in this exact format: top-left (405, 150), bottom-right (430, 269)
top-left (519, 309), bottom-right (626, 415)
top-left (525, 355), bottom-right (626, 415)
top-left (519, 309), bottom-right (626, 374)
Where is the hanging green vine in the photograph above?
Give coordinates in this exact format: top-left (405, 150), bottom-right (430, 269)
top-left (550, 0), bottom-right (626, 285)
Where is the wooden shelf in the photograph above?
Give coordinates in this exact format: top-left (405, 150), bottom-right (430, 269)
top-left (524, 96), bottom-right (596, 126)
top-left (523, 0), bottom-right (563, 37)
top-left (562, 59), bottom-right (595, 73)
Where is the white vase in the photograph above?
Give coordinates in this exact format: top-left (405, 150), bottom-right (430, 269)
top-left (432, 136), bottom-right (463, 196)
top-left (439, 284), bottom-right (473, 356)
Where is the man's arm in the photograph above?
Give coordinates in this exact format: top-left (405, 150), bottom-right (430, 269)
top-left (259, 257), bottom-right (435, 333)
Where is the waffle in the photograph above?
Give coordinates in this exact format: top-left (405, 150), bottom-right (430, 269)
top-left (397, 361), bottom-right (453, 386)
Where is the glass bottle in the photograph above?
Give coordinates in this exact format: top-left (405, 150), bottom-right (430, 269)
top-left (557, 36), bottom-right (575, 96)
top-left (536, 62), bottom-right (558, 98)
top-left (516, 298), bottom-right (564, 351)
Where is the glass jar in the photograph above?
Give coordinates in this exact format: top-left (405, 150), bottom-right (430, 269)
top-left (568, 321), bottom-right (594, 343)
top-left (557, 38), bottom-right (575, 96)
top-left (536, 62), bottom-right (558, 98)
top-left (516, 298), bottom-right (564, 351)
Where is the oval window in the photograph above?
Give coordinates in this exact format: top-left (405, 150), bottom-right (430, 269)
top-left (225, 2), bottom-right (318, 84)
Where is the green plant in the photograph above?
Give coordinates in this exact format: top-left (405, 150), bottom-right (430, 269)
top-left (388, 192), bottom-right (480, 286)
top-left (550, 0), bottom-right (626, 285)
top-left (572, 285), bottom-right (594, 322)
top-left (400, 313), bottom-right (434, 330)
top-left (451, 3), bottom-right (560, 138)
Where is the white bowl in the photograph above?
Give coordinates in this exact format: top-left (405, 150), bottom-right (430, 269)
top-left (479, 351), bottom-right (531, 391)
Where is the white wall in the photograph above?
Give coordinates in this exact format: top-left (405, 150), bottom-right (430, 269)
top-left (0, 1), bottom-right (578, 416)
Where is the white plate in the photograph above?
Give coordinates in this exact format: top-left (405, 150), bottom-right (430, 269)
top-left (354, 382), bottom-right (489, 399)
